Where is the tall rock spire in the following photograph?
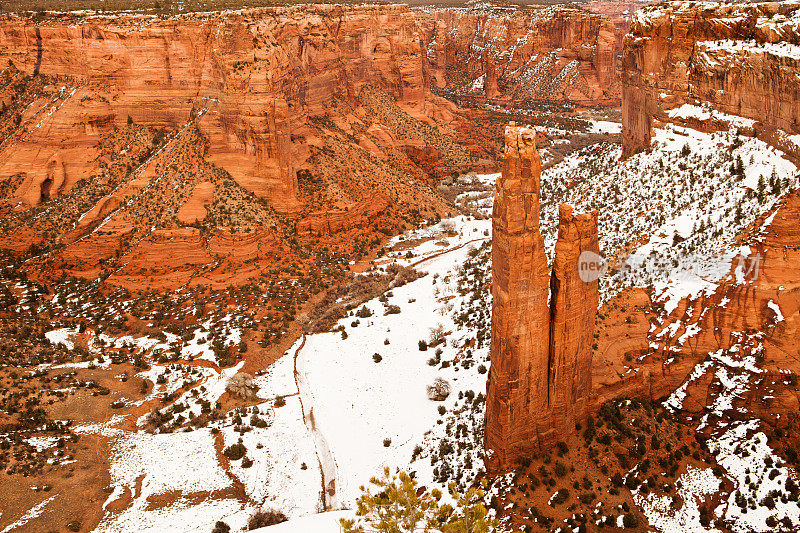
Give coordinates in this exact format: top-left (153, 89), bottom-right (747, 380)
top-left (485, 124), bottom-right (600, 473)
top-left (548, 203), bottom-right (599, 443)
top-left (485, 124), bottom-right (552, 473)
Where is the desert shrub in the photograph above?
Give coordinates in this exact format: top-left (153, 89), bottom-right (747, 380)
top-left (391, 267), bottom-right (421, 287)
top-left (762, 496), bottom-right (776, 510)
top-left (212, 522), bottom-right (230, 533)
top-left (556, 441), bottom-right (568, 456)
top-left (551, 489), bottom-right (569, 505)
top-left (251, 415), bottom-right (269, 428)
top-left (66, 521), bottom-right (81, 532)
top-left (223, 440), bottom-right (247, 461)
top-left (226, 373), bottom-right (258, 399)
top-left (248, 510), bottom-right (288, 530)
top-left (372, 353), bottom-right (382, 363)
top-left (428, 324), bottom-right (446, 346)
top-left (439, 220), bottom-right (457, 235)
top-left (622, 513), bottom-right (638, 528)
top-left (427, 378), bottom-right (450, 401)
top-left (274, 395), bottom-right (286, 407)
top-left (218, 352), bottom-right (236, 368)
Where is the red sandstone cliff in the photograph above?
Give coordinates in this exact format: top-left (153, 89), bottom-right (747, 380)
top-left (485, 124), bottom-right (600, 472)
top-left (0, 5), bottom-right (486, 287)
top-left (622, 1), bottom-right (800, 157)
top-left (417, 4), bottom-right (620, 107)
top-left (0, 4), bottom-right (431, 213)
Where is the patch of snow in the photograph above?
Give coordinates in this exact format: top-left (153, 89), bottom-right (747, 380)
top-left (767, 300), bottom-right (784, 322)
top-left (0, 495), bottom-right (58, 533)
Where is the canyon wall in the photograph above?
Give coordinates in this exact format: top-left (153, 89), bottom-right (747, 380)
top-left (0, 4), bottom-right (485, 287)
top-left (417, 4), bottom-right (619, 107)
top-left (590, 190), bottom-right (800, 430)
top-left (485, 124), bottom-right (599, 473)
top-left (0, 4), bottom-right (429, 213)
top-left (622, 1), bottom-right (800, 157)
top-left (0, 2), bottom-right (627, 217)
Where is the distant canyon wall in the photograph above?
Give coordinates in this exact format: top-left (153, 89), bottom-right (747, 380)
top-left (622, 0), bottom-right (800, 157)
top-left (0, 3), bottom-right (629, 217)
top-left (416, 4), bottom-right (620, 107)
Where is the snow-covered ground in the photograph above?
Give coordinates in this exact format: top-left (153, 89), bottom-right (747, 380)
top-left (651, 328), bottom-right (800, 532)
top-left (298, 231), bottom-right (489, 505)
top-left (635, 466), bottom-right (721, 533)
top-left (540, 124), bottom-right (797, 308)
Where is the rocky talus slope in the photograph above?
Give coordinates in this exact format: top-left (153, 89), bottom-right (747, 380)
top-left (416, 4), bottom-right (619, 107)
top-left (623, 0), bottom-right (800, 157)
top-left (485, 124), bottom-right (599, 472)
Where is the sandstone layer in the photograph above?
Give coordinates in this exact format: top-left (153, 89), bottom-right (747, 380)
top-left (622, 1), bottom-right (800, 157)
top-left (485, 124), bottom-right (600, 472)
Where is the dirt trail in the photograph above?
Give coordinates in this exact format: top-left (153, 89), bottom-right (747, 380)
top-left (408, 236), bottom-right (487, 269)
top-left (292, 334), bottom-right (340, 511)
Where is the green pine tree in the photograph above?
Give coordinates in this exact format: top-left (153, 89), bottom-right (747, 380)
top-left (341, 469), bottom-right (498, 533)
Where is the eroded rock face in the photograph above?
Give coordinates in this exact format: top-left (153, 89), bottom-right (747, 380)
top-left (486, 125), bottom-right (599, 472)
top-left (591, 196), bottom-right (800, 432)
top-left (297, 193), bottom-right (392, 236)
top-left (622, 1), bottom-right (800, 157)
top-left (417, 5), bottom-right (619, 107)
